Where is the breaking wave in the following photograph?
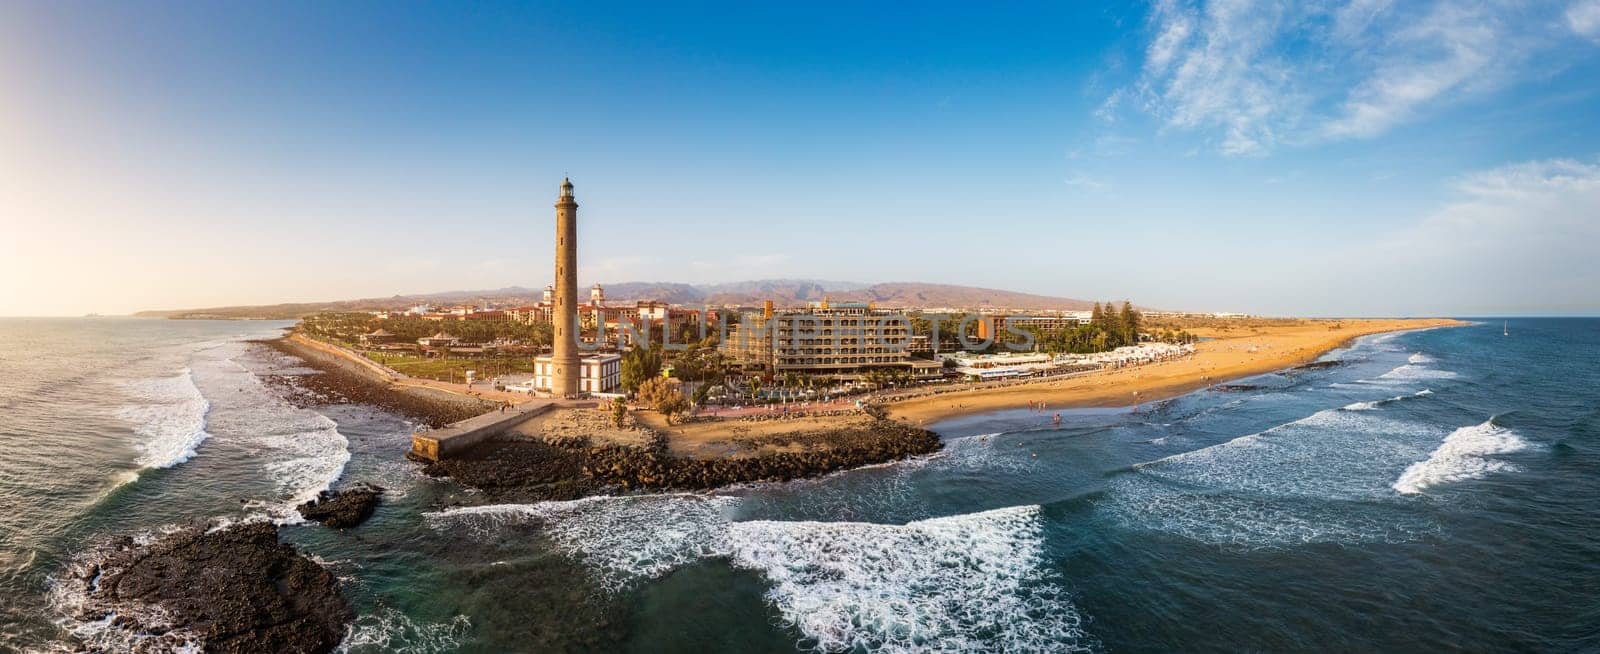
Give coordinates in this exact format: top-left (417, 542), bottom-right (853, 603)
top-left (1100, 477), bottom-right (1435, 547)
top-left (1131, 408), bottom-right (1440, 501)
top-left (117, 368), bottom-right (211, 469)
top-left (426, 498), bottom-right (1088, 652)
top-left (338, 609), bottom-right (472, 654)
top-left (1344, 388), bottom-right (1434, 411)
top-left (207, 351), bottom-right (350, 525)
top-left (1103, 404), bottom-right (1447, 545)
top-left (427, 495), bottom-right (739, 591)
top-left (251, 411), bottom-right (351, 524)
top-left (727, 506), bottom-right (1086, 653)
top-left (902, 432), bottom-right (1036, 475)
top-left (1393, 419), bottom-right (1531, 495)
top-left (1373, 362), bottom-right (1457, 382)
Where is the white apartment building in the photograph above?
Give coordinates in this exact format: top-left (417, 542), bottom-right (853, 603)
top-left (532, 353), bottom-right (622, 394)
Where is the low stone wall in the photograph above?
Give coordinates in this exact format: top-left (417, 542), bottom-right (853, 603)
top-left (409, 404), bottom-right (554, 461)
top-left (409, 402), bottom-right (602, 461)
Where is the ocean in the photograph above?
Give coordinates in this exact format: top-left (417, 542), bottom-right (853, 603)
top-left (1, 317), bottom-right (1597, 652)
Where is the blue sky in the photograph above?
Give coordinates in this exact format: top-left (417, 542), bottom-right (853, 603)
top-left (3, 1), bottom-right (1599, 316)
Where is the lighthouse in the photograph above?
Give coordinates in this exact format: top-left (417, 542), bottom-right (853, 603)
top-left (550, 177), bottom-right (580, 397)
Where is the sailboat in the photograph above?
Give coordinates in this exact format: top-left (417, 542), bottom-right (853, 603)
top-left (1504, 321), bottom-right (1509, 337)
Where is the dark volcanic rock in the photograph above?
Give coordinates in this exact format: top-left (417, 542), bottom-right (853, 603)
top-left (422, 437), bottom-right (603, 502)
top-left (69, 522), bottom-right (352, 653)
top-left (297, 484), bottom-right (383, 529)
top-left (425, 419), bottom-right (942, 500)
top-left (1288, 360), bottom-right (1343, 373)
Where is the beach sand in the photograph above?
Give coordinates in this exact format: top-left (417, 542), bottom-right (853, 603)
top-left (883, 318), bottom-right (1466, 426)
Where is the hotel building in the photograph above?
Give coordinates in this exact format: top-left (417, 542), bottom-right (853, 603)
top-left (721, 300), bottom-right (944, 381)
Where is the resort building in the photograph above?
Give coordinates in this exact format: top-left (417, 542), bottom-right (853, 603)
top-left (532, 353), bottom-right (622, 394)
top-left (721, 300), bottom-right (944, 382)
top-left (941, 352), bottom-right (1060, 380)
top-left (507, 284), bottom-right (702, 337)
top-left (417, 332), bottom-right (461, 347)
top-left (359, 329), bottom-right (397, 346)
top-left (974, 313), bottom-right (1093, 342)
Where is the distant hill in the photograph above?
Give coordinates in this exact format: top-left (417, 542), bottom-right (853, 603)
top-left (826, 282), bottom-right (1098, 311)
top-left (135, 279), bottom-right (1102, 319)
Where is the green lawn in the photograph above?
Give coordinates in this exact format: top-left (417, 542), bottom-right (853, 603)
top-left (362, 352), bottom-right (538, 383)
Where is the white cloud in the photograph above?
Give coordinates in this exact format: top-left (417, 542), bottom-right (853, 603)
top-left (1063, 172), bottom-right (1110, 191)
top-left (1402, 158), bottom-right (1600, 249)
top-left (1118, 0), bottom-right (1595, 155)
top-left (1136, 0), bottom-right (1300, 156)
top-left (1570, 0), bottom-right (1600, 41)
top-left (1320, 2), bottom-right (1502, 139)
top-left (1349, 157), bottom-right (1600, 313)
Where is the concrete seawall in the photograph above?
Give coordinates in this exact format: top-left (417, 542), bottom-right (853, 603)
top-left (409, 401), bottom-right (598, 461)
top-left (287, 333), bottom-right (402, 381)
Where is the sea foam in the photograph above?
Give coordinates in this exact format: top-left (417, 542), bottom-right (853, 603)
top-left (118, 368), bottom-right (211, 469)
top-left (337, 609), bottom-right (472, 654)
top-left (1373, 362), bottom-right (1457, 382)
top-left (429, 494), bottom-right (739, 591)
top-left (206, 348), bottom-right (351, 525)
top-left (1393, 419), bottom-right (1530, 495)
top-left (1105, 405), bottom-right (1447, 545)
top-left (725, 506), bottom-right (1087, 653)
top-left (1343, 388), bottom-right (1434, 411)
top-left (427, 498), bottom-right (1089, 652)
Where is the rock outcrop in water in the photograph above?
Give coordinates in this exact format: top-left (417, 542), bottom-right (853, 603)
top-left (419, 419), bottom-right (941, 501)
top-left (64, 522), bottom-right (352, 654)
top-left (1287, 360), bottom-right (1343, 373)
top-left (296, 484), bottom-right (383, 529)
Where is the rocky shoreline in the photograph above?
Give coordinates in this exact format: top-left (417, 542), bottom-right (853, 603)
top-left (418, 417), bottom-right (943, 502)
top-left (259, 335), bottom-right (493, 428)
top-left (296, 484), bottom-right (383, 529)
top-left (58, 522), bottom-right (353, 654)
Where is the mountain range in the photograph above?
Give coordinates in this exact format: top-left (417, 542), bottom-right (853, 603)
top-left (135, 279), bottom-right (1104, 319)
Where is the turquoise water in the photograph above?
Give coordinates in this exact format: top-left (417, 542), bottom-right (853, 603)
top-left (2, 318), bottom-right (1597, 651)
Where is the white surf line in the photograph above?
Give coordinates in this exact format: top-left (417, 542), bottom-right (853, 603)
top-left (118, 367), bottom-right (212, 470)
top-left (427, 497), bottom-right (1090, 652)
top-left (1393, 418), bottom-right (1531, 495)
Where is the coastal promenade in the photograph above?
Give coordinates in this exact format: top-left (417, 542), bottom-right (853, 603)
top-left (288, 333), bottom-right (535, 405)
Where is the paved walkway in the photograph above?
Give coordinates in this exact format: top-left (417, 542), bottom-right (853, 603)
top-left (695, 397), bottom-right (861, 418)
top-left (292, 333), bottom-right (538, 405)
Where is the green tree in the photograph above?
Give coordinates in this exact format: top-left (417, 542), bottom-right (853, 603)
top-left (621, 345), bottom-right (663, 393)
top-left (610, 396), bottom-right (628, 428)
top-left (1119, 300), bottom-right (1141, 346)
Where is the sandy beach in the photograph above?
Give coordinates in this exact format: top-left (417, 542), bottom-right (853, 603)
top-left (883, 318), bottom-right (1466, 426)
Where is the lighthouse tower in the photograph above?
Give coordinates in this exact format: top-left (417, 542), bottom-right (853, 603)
top-left (551, 177), bottom-right (580, 397)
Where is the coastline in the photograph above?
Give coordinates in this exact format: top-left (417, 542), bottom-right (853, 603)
top-left (883, 318), bottom-right (1467, 426)
top-left (261, 318), bottom-right (1464, 501)
top-left (260, 333), bottom-right (497, 428)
